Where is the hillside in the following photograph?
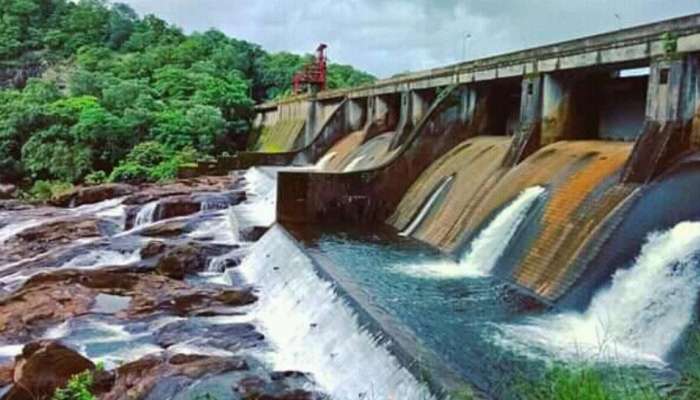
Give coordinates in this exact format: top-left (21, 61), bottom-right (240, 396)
top-left (0, 0), bottom-right (375, 195)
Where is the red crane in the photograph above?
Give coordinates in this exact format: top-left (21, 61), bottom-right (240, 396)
top-left (292, 44), bottom-right (328, 95)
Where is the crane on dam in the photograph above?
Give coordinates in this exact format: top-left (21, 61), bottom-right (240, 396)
top-left (292, 43), bottom-right (327, 95)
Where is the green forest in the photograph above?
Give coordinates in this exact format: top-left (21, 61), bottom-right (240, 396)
top-left (0, 0), bottom-right (375, 196)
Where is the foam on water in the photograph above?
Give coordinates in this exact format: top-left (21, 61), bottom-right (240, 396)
top-left (134, 201), bottom-right (159, 227)
top-left (398, 186), bottom-right (545, 279)
top-left (497, 221), bottom-right (700, 366)
top-left (400, 175), bottom-right (455, 237)
top-left (61, 248), bottom-right (141, 269)
top-left (342, 155), bottom-right (366, 172)
top-left (232, 168), bottom-right (278, 227)
top-left (315, 151), bottom-right (337, 170)
top-left (231, 226), bottom-right (434, 400)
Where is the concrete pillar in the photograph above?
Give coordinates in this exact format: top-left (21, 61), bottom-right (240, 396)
top-left (541, 73), bottom-right (567, 145)
top-left (622, 54), bottom-right (700, 183)
top-left (503, 75), bottom-right (543, 165)
top-left (410, 90), bottom-right (430, 126)
top-left (303, 99), bottom-right (318, 147)
top-left (346, 98), bottom-right (365, 132)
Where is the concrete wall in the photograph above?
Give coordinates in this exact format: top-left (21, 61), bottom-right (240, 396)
top-left (277, 86), bottom-right (491, 225)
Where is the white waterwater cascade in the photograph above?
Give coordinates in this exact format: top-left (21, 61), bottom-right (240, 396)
top-left (232, 168), bottom-right (278, 227)
top-left (342, 155), bottom-right (366, 172)
top-left (498, 221), bottom-right (700, 366)
top-left (134, 201), bottom-right (159, 227)
top-left (315, 151), bottom-right (337, 170)
top-left (400, 175), bottom-right (455, 237)
top-left (229, 226), bottom-right (434, 400)
top-left (398, 186), bottom-right (545, 279)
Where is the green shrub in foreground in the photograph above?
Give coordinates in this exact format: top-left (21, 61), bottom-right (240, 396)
top-left (52, 370), bottom-right (95, 400)
top-left (29, 180), bottom-right (74, 201)
top-left (517, 365), bottom-right (661, 400)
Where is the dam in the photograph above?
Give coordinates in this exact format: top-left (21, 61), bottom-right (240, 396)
top-left (173, 12), bottom-right (700, 399)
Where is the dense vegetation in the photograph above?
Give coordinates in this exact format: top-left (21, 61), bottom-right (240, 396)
top-left (0, 0), bottom-right (375, 192)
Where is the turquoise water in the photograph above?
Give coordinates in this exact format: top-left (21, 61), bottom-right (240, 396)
top-left (310, 232), bottom-right (543, 395)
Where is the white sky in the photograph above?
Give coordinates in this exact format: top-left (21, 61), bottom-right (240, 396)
top-left (120, 0), bottom-right (700, 78)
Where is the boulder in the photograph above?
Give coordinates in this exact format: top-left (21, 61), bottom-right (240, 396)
top-left (101, 353), bottom-right (247, 400)
top-left (0, 184), bottom-right (16, 200)
top-left (140, 241), bottom-right (167, 259)
top-left (50, 184), bottom-right (134, 208)
top-left (12, 341), bottom-right (94, 399)
top-left (3, 218), bottom-right (103, 263)
top-left (156, 195), bottom-right (202, 220)
top-left (156, 321), bottom-right (264, 351)
top-left (155, 244), bottom-right (208, 280)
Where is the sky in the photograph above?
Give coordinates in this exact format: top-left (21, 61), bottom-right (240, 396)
top-left (120, 0), bottom-right (700, 78)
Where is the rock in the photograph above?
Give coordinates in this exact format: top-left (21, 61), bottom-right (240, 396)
top-left (156, 244), bottom-right (208, 280)
top-left (156, 321), bottom-right (264, 351)
top-left (156, 195), bottom-right (202, 220)
top-left (242, 226), bottom-right (269, 242)
top-left (0, 268), bottom-right (255, 341)
top-left (0, 184), bottom-right (16, 200)
top-left (12, 341), bottom-right (94, 399)
top-left (2, 218), bottom-right (103, 263)
top-left (101, 353), bottom-right (247, 400)
top-left (154, 243), bottom-right (235, 279)
top-left (140, 241), bottom-right (167, 259)
top-left (50, 184), bottom-right (134, 208)
top-left (138, 220), bottom-right (191, 238)
top-left (233, 371), bottom-right (323, 400)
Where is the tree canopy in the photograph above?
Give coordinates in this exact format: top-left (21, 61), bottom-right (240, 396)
top-left (0, 0), bottom-right (376, 188)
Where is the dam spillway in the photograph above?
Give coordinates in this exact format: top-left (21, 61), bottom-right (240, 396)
top-left (206, 13), bottom-right (700, 398)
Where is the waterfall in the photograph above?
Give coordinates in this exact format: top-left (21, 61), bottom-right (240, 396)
top-left (315, 152), bottom-right (337, 170)
top-left (400, 175), bottom-right (455, 237)
top-left (231, 227), bottom-right (434, 400)
top-left (342, 155), bottom-right (366, 172)
top-left (233, 168), bottom-right (278, 227)
top-left (498, 221), bottom-right (700, 365)
top-left (134, 201), bottom-right (159, 227)
top-left (398, 186), bottom-right (545, 279)
top-left (459, 186), bottom-right (545, 277)
top-left (226, 208), bottom-right (240, 243)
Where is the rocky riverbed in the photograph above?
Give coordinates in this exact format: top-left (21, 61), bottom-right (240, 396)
top-left (0, 172), bottom-right (327, 400)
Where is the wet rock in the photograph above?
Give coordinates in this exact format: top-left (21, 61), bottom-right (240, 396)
top-left (242, 226), bottom-right (269, 242)
top-left (11, 341), bottom-right (94, 399)
top-left (233, 371), bottom-right (323, 400)
top-left (0, 268), bottom-right (256, 341)
top-left (140, 241), bottom-right (167, 259)
top-left (156, 244), bottom-right (209, 280)
top-left (156, 320), bottom-right (264, 351)
top-left (156, 195), bottom-right (202, 220)
top-left (50, 184), bottom-right (134, 207)
top-left (0, 185), bottom-right (16, 200)
top-left (138, 220), bottom-right (191, 238)
top-left (0, 200), bottom-right (32, 211)
top-left (101, 353), bottom-right (247, 400)
top-left (3, 218), bottom-right (103, 262)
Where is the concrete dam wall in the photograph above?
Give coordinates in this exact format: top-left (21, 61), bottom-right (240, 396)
top-left (203, 13), bottom-right (700, 397)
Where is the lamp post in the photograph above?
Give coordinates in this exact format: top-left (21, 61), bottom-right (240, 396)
top-left (462, 32), bottom-right (472, 61)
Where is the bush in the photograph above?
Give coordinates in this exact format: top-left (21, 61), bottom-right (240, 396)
top-left (84, 170), bottom-right (107, 185)
top-left (517, 365), bottom-right (660, 400)
top-left (52, 369), bottom-right (95, 400)
top-left (124, 141), bottom-right (171, 168)
top-left (108, 162), bottom-right (151, 184)
top-left (29, 180), bottom-right (74, 201)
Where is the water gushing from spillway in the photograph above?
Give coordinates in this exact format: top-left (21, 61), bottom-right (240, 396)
top-left (400, 175), bottom-right (455, 237)
top-left (398, 186), bottom-right (545, 279)
top-left (314, 151), bottom-right (337, 170)
top-left (497, 220), bottom-right (700, 365)
top-left (229, 227), bottom-right (434, 400)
